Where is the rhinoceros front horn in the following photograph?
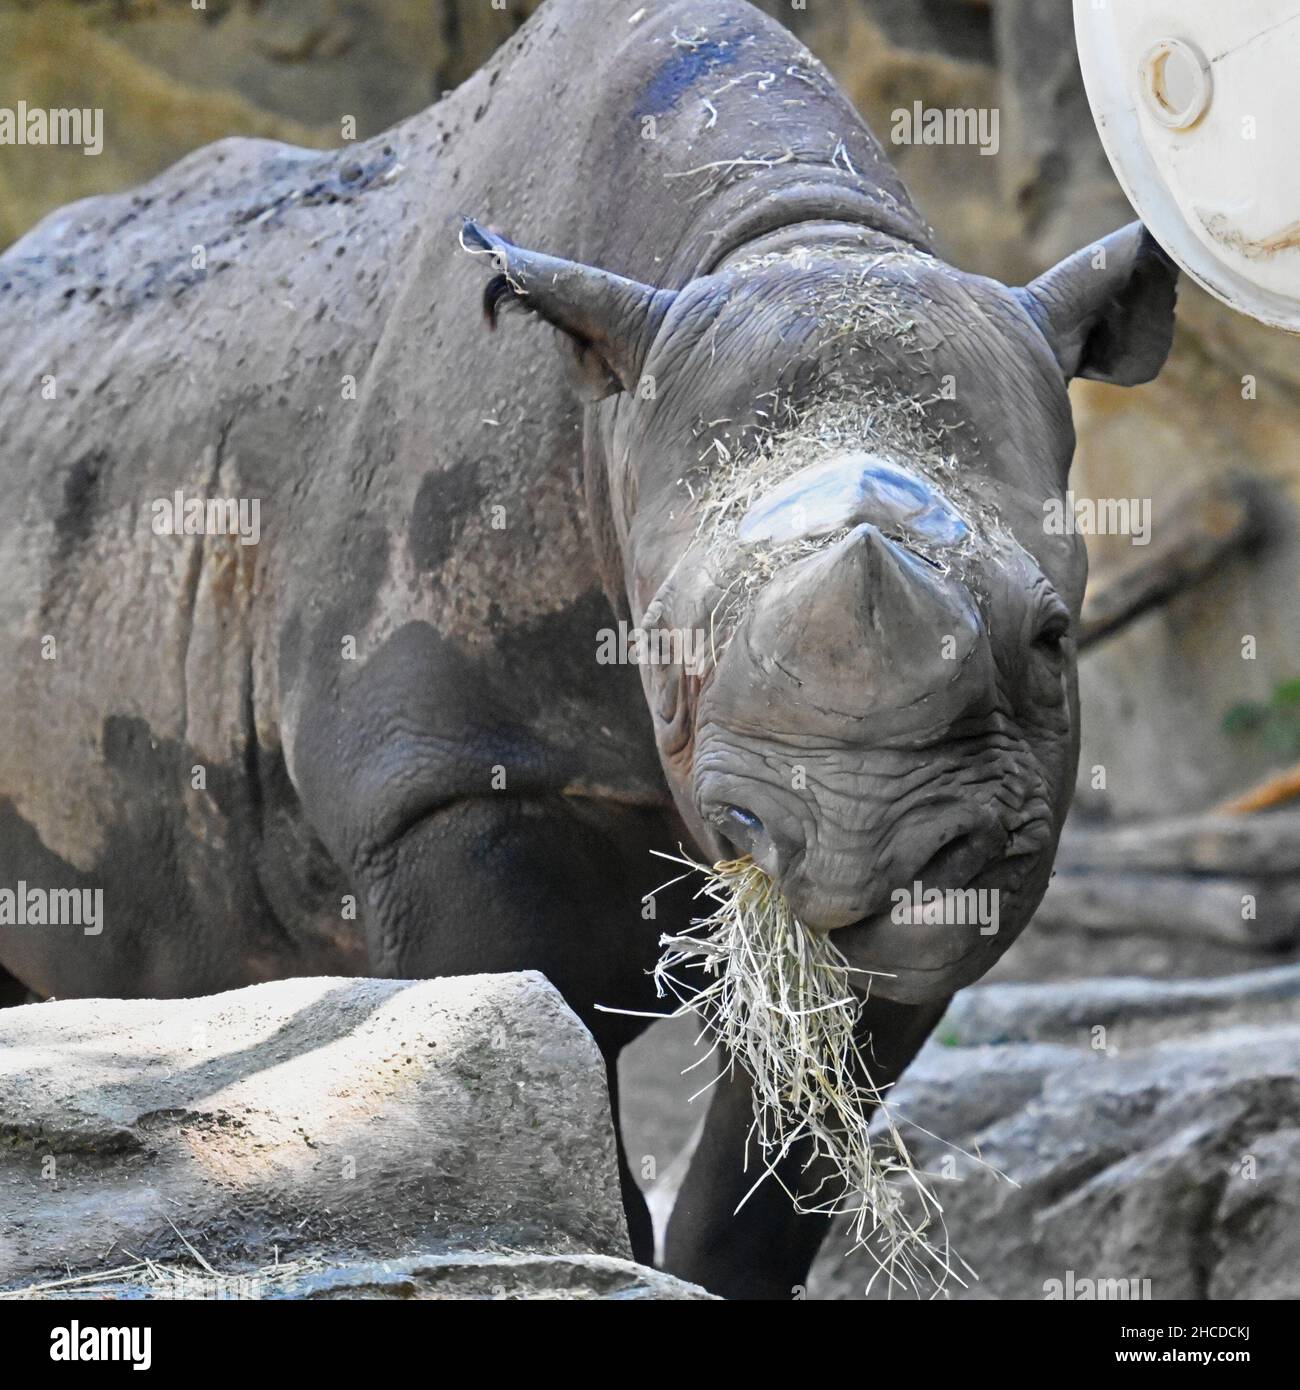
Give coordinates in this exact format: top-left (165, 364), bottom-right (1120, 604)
top-left (735, 524), bottom-right (984, 723)
top-left (461, 219), bottom-right (677, 398)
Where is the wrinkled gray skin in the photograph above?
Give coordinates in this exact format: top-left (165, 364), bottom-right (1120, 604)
top-left (0, 0), bottom-right (1175, 1297)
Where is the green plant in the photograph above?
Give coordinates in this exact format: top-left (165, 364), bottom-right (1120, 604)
top-left (1223, 678), bottom-right (1300, 759)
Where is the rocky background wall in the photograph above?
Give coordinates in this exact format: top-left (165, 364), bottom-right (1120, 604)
top-left (5, 0), bottom-right (1300, 1302)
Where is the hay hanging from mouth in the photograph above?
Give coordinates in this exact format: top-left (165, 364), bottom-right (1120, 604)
top-left (651, 853), bottom-right (970, 1297)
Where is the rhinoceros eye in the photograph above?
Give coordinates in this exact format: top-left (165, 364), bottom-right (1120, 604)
top-left (1032, 609), bottom-right (1069, 658)
top-left (1022, 592), bottom-right (1071, 710)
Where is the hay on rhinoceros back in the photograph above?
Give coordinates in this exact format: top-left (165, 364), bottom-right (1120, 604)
top-left (649, 852), bottom-right (973, 1297)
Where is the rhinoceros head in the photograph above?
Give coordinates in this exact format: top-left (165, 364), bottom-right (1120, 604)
top-left (464, 219), bottom-right (1176, 1002)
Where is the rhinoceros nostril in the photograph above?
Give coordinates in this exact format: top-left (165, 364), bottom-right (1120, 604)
top-left (707, 803), bottom-right (791, 878)
top-left (909, 828), bottom-right (1001, 891)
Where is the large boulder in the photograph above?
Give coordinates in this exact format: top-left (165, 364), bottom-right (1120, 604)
top-left (0, 972), bottom-right (710, 1299)
top-left (811, 965), bottom-right (1300, 1300)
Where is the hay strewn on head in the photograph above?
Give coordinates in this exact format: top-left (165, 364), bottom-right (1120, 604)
top-left (652, 853), bottom-right (974, 1297)
top-left (685, 388), bottom-right (978, 640)
top-left (674, 246), bottom-right (1017, 644)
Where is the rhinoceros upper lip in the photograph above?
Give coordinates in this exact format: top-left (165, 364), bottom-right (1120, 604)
top-left (837, 871), bottom-right (982, 931)
top-left (830, 857), bottom-right (998, 941)
top-left (830, 898), bottom-right (989, 976)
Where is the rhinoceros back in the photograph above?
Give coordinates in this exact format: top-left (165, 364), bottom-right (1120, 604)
top-left (0, 0), bottom-right (923, 998)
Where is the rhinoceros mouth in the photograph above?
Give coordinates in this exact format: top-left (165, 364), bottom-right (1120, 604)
top-left (829, 879), bottom-right (1002, 990)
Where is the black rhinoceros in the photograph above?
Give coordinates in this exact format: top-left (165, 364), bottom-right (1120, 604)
top-left (0, 0), bottom-right (1175, 1297)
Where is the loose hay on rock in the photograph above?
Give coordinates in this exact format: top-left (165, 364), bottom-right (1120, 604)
top-left (649, 853), bottom-right (975, 1297)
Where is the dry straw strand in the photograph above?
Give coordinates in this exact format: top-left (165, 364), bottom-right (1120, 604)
top-left (650, 852), bottom-right (975, 1297)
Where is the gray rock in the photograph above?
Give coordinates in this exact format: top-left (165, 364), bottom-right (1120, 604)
top-left (275, 1251), bottom-right (716, 1300)
top-left (993, 0), bottom-right (1133, 267)
top-left (811, 966), bottom-right (1300, 1299)
top-left (0, 973), bottom-right (657, 1294)
top-left (943, 963), bottom-right (1300, 1046)
top-left (987, 915), bottom-right (1299, 987)
top-left (11, 1251), bottom-right (714, 1302)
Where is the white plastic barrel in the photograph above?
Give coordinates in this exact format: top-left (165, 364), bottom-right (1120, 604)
top-left (1075, 0), bottom-right (1300, 332)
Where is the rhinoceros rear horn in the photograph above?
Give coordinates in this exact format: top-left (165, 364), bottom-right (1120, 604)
top-left (1014, 222), bottom-right (1178, 387)
top-left (460, 219), bottom-right (676, 399)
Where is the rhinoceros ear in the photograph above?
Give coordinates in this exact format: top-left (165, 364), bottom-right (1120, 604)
top-left (1014, 222), bottom-right (1178, 386)
top-left (460, 220), bottom-right (676, 400)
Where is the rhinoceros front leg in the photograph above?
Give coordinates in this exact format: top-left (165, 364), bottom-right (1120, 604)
top-left (662, 991), bottom-right (950, 1300)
